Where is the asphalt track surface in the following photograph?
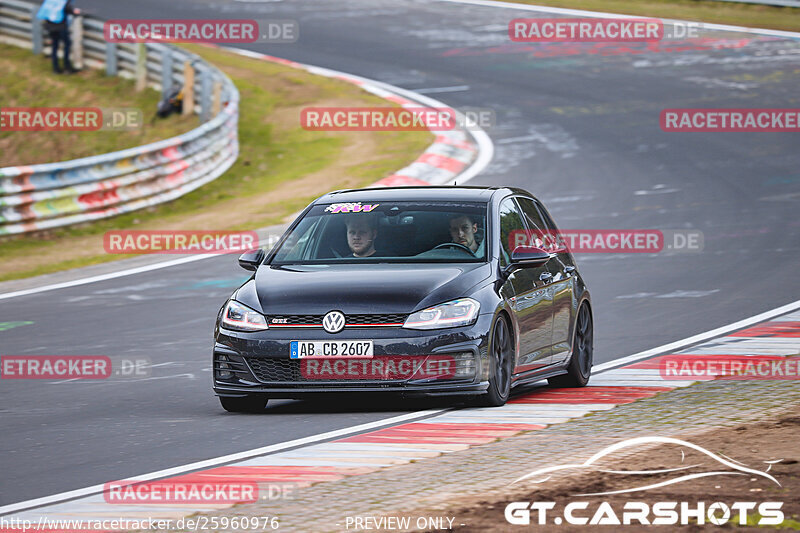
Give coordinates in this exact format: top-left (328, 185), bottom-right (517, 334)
top-left (2, 0), bottom-right (799, 507)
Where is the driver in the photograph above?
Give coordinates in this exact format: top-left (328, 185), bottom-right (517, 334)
top-left (448, 214), bottom-right (484, 257)
top-left (346, 214), bottom-right (379, 257)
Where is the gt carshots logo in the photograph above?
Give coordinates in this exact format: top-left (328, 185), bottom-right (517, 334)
top-left (504, 500), bottom-right (784, 526)
top-left (505, 436), bottom-right (785, 527)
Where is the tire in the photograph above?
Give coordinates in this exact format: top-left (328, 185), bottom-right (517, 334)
top-left (549, 304), bottom-right (593, 388)
top-left (476, 316), bottom-right (514, 407)
top-left (219, 394), bottom-right (269, 413)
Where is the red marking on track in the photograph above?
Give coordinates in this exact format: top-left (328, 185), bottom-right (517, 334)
top-left (418, 153), bottom-right (467, 172)
top-left (341, 435), bottom-right (495, 444)
top-left (550, 386), bottom-right (673, 393)
top-left (340, 422), bottom-right (542, 446)
top-left (627, 354), bottom-right (787, 369)
top-left (441, 37), bottom-right (759, 59)
top-left (510, 387), bottom-right (667, 404)
top-left (372, 175), bottom-right (431, 187)
top-left (435, 135), bottom-right (476, 151)
top-left (165, 465), bottom-right (372, 483)
top-left (511, 396), bottom-right (643, 404)
top-left (384, 95), bottom-right (413, 105)
top-left (363, 428), bottom-right (518, 439)
top-left (729, 321), bottom-right (800, 338)
top-left (401, 422), bottom-right (544, 431)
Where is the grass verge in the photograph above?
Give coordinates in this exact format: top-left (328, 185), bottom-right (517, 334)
top-left (0, 44), bottom-right (433, 282)
top-left (0, 43), bottom-right (198, 166)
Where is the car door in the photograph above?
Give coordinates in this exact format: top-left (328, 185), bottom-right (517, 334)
top-left (497, 197), bottom-right (553, 374)
top-left (519, 197), bottom-right (577, 366)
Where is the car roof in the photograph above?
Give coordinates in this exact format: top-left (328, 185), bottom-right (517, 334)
top-left (315, 185), bottom-right (532, 204)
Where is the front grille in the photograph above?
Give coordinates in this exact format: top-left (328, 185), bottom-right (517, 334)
top-left (346, 314), bottom-right (406, 326)
top-left (268, 314), bottom-right (406, 328)
top-left (244, 352), bottom-right (476, 384)
top-left (246, 358), bottom-right (302, 382)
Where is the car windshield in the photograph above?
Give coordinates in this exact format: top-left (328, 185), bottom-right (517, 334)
top-left (270, 201), bottom-right (488, 265)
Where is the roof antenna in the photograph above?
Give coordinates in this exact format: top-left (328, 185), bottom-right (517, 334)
top-left (453, 180), bottom-right (457, 186)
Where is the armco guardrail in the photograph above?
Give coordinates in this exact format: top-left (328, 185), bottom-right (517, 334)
top-left (0, 0), bottom-right (239, 235)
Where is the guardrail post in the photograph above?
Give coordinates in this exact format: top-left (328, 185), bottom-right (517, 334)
top-left (135, 43), bottom-right (147, 91)
top-left (212, 79), bottom-right (223, 117)
top-left (105, 41), bottom-right (117, 75)
top-left (161, 48), bottom-right (173, 98)
top-left (31, 5), bottom-right (42, 55)
top-left (72, 14), bottom-right (84, 69)
top-left (200, 68), bottom-right (211, 122)
top-left (182, 61), bottom-right (195, 116)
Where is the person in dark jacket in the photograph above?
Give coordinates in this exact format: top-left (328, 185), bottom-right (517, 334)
top-left (41, 0), bottom-right (81, 74)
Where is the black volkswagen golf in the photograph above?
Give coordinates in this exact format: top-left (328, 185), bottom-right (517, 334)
top-left (213, 186), bottom-right (592, 411)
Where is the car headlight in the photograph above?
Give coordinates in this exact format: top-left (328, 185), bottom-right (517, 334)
top-left (403, 298), bottom-right (480, 330)
top-left (221, 300), bottom-right (269, 331)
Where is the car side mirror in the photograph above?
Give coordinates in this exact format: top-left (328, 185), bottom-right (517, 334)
top-left (503, 246), bottom-right (550, 276)
top-left (238, 248), bottom-right (265, 271)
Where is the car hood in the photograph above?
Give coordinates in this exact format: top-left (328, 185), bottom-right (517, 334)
top-left (235, 263), bottom-right (492, 315)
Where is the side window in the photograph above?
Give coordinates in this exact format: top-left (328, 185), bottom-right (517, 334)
top-left (534, 200), bottom-right (567, 253)
top-left (498, 198), bottom-right (527, 267)
top-left (275, 218), bottom-right (320, 261)
top-left (517, 197), bottom-right (561, 253)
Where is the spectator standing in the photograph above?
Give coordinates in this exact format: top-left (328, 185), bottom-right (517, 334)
top-left (36, 0), bottom-right (81, 74)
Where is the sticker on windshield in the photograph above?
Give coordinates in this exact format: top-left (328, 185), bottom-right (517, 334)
top-left (324, 202), bottom-right (379, 214)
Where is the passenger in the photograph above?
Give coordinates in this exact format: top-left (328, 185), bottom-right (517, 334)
top-left (346, 214), bottom-right (378, 257)
top-left (448, 214), bottom-right (484, 257)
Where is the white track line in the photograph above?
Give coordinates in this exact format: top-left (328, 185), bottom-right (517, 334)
top-left (3, 2), bottom-right (797, 516)
top-left (0, 254), bottom-right (217, 301)
top-left (436, 0), bottom-right (800, 39)
top-left (225, 47), bottom-right (495, 187)
top-left (594, 299), bottom-right (800, 372)
top-left (0, 410), bottom-right (444, 516)
top-left (4, 302), bottom-right (798, 516)
top-left (0, 62), bottom-right (493, 302)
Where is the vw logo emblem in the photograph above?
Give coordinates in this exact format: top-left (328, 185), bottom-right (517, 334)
top-left (322, 311), bottom-right (346, 334)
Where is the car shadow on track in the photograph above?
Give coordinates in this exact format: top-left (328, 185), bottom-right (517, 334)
top-left (230, 383), bottom-right (554, 415)
top-left (255, 395), bottom-right (466, 415)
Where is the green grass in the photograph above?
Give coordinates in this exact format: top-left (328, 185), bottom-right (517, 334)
top-left (0, 44), bottom-right (198, 166)
top-left (743, 513), bottom-right (800, 529)
top-left (0, 44), bottom-right (433, 281)
top-left (508, 0), bottom-right (800, 32)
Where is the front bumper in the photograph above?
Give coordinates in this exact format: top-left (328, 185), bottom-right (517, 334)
top-left (213, 314), bottom-right (492, 398)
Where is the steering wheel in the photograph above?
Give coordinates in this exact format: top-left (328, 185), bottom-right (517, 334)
top-left (433, 242), bottom-right (475, 255)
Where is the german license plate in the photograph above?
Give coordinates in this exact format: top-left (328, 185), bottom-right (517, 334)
top-left (290, 340), bottom-right (373, 359)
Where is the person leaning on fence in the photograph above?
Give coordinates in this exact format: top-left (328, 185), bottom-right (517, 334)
top-left (36, 0), bottom-right (81, 74)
